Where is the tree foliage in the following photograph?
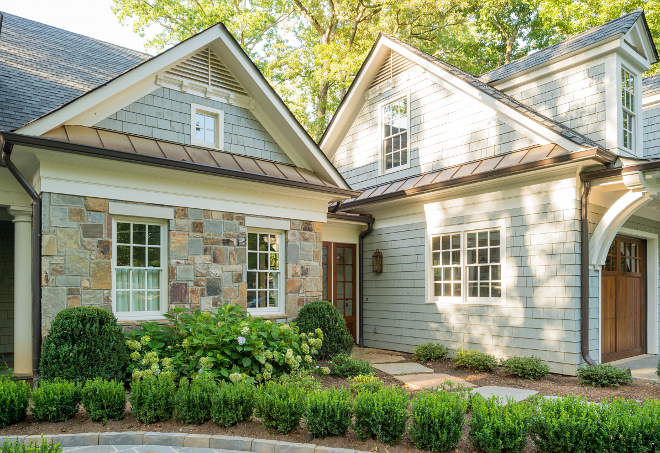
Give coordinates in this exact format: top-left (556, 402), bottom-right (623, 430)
top-left (112, 0), bottom-right (660, 138)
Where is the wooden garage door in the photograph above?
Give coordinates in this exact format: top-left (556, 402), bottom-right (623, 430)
top-left (601, 236), bottom-right (645, 363)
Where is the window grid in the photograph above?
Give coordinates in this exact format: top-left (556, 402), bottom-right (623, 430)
top-left (431, 234), bottom-right (461, 298)
top-left (382, 97), bottom-right (408, 171)
top-left (466, 230), bottom-right (501, 299)
top-left (247, 232), bottom-right (281, 310)
top-left (115, 222), bottom-right (163, 314)
top-left (195, 112), bottom-right (216, 145)
top-left (621, 68), bottom-right (635, 150)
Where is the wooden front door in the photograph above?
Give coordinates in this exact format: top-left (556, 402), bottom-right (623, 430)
top-left (601, 236), bottom-right (646, 363)
top-left (322, 242), bottom-right (357, 342)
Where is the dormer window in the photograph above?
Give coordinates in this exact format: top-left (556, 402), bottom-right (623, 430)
top-left (191, 103), bottom-right (224, 150)
top-left (381, 95), bottom-right (410, 173)
top-left (621, 67), bottom-right (635, 150)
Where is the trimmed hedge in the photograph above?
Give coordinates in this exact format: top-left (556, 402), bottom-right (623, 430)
top-left (500, 356), bottom-right (550, 381)
top-left (410, 390), bottom-right (467, 452)
top-left (40, 307), bottom-right (129, 383)
top-left (295, 301), bottom-right (353, 359)
top-left (0, 378), bottom-right (30, 428)
top-left (129, 373), bottom-right (176, 424)
top-left (30, 379), bottom-right (82, 422)
top-left (354, 386), bottom-right (409, 444)
top-left (82, 378), bottom-right (126, 424)
top-left (577, 364), bottom-right (632, 387)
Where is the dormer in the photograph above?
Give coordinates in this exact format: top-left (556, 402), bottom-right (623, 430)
top-left (481, 10), bottom-right (658, 159)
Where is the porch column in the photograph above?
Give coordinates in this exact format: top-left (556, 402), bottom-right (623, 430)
top-left (9, 206), bottom-right (32, 376)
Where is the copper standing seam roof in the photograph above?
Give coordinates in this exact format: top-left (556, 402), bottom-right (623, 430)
top-left (39, 125), bottom-right (359, 197)
top-left (334, 143), bottom-right (616, 211)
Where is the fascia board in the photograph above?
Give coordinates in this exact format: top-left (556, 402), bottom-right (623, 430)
top-left (619, 35), bottom-right (653, 72)
top-left (382, 40), bottom-right (584, 152)
top-left (643, 92), bottom-right (660, 108)
top-left (320, 40), bottom-right (391, 160)
top-left (210, 30), bottom-right (351, 190)
top-left (16, 27), bottom-right (225, 136)
top-left (490, 38), bottom-right (621, 92)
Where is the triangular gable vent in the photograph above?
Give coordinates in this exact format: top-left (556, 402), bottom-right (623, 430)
top-left (369, 49), bottom-right (416, 88)
top-left (165, 46), bottom-right (249, 96)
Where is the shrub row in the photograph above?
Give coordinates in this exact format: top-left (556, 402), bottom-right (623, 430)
top-left (1, 438), bottom-right (61, 453)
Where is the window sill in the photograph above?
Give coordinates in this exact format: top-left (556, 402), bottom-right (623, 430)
top-left (382, 164), bottom-right (410, 176)
top-left (427, 299), bottom-right (505, 306)
top-left (115, 314), bottom-right (168, 324)
top-left (248, 311), bottom-right (288, 320)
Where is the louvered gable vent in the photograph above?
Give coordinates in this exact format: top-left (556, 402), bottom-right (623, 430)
top-left (369, 50), bottom-right (416, 88)
top-left (165, 47), bottom-right (249, 97)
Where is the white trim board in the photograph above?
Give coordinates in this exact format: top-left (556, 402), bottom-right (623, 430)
top-left (108, 202), bottom-right (175, 220)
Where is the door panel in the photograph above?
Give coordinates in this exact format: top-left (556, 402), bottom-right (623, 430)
top-left (322, 242), bottom-right (357, 342)
top-left (601, 236), bottom-right (645, 363)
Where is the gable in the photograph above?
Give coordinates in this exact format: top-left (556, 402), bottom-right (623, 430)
top-left (369, 50), bottom-right (416, 89)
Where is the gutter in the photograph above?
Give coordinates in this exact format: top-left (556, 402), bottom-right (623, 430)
top-left (0, 136), bottom-right (42, 378)
top-left (357, 217), bottom-right (375, 348)
top-left (580, 180), bottom-right (597, 367)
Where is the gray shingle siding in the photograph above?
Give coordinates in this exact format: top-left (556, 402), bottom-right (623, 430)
top-left (94, 87), bottom-right (293, 164)
top-left (362, 199), bottom-right (583, 375)
top-left (643, 105), bottom-right (660, 158)
top-left (0, 12), bottom-right (151, 131)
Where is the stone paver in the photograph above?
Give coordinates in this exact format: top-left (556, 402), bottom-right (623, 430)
top-left (373, 362), bottom-right (433, 374)
top-left (610, 354), bottom-right (659, 381)
top-left (356, 353), bottom-right (405, 364)
top-left (63, 448), bottom-right (248, 452)
top-left (472, 386), bottom-right (538, 402)
top-left (393, 373), bottom-right (476, 390)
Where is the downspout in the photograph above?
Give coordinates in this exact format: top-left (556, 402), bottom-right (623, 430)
top-left (358, 218), bottom-right (374, 348)
top-left (1, 136), bottom-right (43, 377)
top-left (581, 180), bottom-right (597, 366)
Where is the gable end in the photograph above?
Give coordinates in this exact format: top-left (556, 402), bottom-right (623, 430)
top-left (369, 50), bottom-right (416, 89)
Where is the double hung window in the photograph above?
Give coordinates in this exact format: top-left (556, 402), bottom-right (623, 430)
top-left (621, 67), bottom-right (635, 150)
top-left (429, 226), bottom-right (504, 304)
top-left (247, 230), bottom-right (284, 313)
top-left (381, 96), bottom-right (409, 172)
top-left (113, 219), bottom-right (166, 317)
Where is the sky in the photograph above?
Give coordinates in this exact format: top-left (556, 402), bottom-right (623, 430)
top-left (0, 0), bottom-right (159, 54)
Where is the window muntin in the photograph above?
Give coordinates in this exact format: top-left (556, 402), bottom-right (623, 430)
top-left (382, 97), bottom-right (408, 171)
top-left (621, 67), bottom-right (635, 150)
top-left (195, 113), bottom-right (216, 145)
top-left (114, 221), bottom-right (164, 315)
top-left (466, 230), bottom-right (501, 298)
top-left (247, 231), bottom-right (282, 311)
top-left (431, 234), bottom-right (461, 298)
top-left (429, 228), bottom-right (503, 303)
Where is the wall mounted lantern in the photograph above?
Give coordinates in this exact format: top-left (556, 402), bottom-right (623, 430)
top-left (372, 249), bottom-right (383, 273)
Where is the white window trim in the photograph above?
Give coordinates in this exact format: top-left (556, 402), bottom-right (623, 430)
top-left (620, 65), bottom-right (636, 153)
top-left (378, 92), bottom-right (411, 176)
top-left (191, 103), bottom-right (225, 150)
top-left (111, 215), bottom-right (169, 321)
top-left (425, 219), bottom-right (507, 306)
top-left (247, 227), bottom-right (286, 316)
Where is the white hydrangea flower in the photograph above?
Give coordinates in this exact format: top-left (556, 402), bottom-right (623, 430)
top-left (240, 326), bottom-right (250, 336)
top-left (229, 372), bottom-right (243, 383)
top-left (140, 335), bottom-right (151, 345)
top-left (237, 336), bottom-right (246, 345)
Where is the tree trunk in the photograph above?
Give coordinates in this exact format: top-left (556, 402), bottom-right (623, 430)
top-left (314, 81), bottom-right (330, 139)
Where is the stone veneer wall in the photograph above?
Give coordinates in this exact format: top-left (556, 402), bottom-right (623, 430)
top-left (40, 193), bottom-right (323, 334)
top-left (0, 220), bottom-right (14, 356)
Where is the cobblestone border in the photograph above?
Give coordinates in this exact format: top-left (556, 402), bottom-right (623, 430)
top-left (0, 433), bottom-right (367, 453)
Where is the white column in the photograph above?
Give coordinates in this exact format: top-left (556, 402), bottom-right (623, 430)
top-left (9, 206), bottom-right (32, 376)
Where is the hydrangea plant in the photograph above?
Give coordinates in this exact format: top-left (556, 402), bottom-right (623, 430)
top-left (126, 303), bottom-right (323, 382)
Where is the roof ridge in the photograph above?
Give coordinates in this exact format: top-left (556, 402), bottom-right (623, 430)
top-left (0, 11), bottom-right (150, 57)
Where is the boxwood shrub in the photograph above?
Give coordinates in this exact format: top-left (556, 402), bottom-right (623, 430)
top-left (81, 378), bottom-right (126, 424)
top-left (254, 381), bottom-right (306, 433)
top-left (354, 386), bottom-right (409, 444)
top-left (129, 373), bottom-right (176, 424)
top-left (413, 343), bottom-right (449, 363)
top-left (348, 374), bottom-right (384, 394)
top-left (211, 381), bottom-right (255, 427)
top-left (500, 356), bottom-right (550, 380)
top-left (295, 300), bottom-right (354, 359)
top-left (173, 374), bottom-right (216, 425)
top-left (468, 395), bottom-right (532, 453)
top-left (328, 353), bottom-right (373, 377)
top-left (0, 378), bottom-right (30, 428)
top-left (410, 390), bottom-right (468, 452)
top-left (305, 387), bottom-right (353, 439)
top-left (40, 307), bottom-right (129, 383)
top-left (453, 349), bottom-right (498, 372)
top-left (30, 379), bottom-right (82, 422)
top-left (577, 364), bottom-right (632, 387)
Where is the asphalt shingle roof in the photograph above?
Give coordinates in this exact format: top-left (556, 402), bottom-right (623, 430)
top-left (644, 73), bottom-right (660, 97)
top-left (0, 12), bottom-right (151, 131)
top-left (383, 34), bottom-right (605, 151)
top-left (479, 10), bottom-right (647, 84)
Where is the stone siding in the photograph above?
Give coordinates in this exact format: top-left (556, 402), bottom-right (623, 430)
top-left (40, 193), bottom-right (323, 333)
top-left (0, 220), bottom-right (14, 356)
top-left (94, 87), bottom-right (293, 164)
top-left (362, 198), bottom-right (582, 375)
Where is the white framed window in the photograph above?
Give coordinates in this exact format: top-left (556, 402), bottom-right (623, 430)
top-left (621, 67), bottom-right (635, 151)
top-left (427, 220), bottom-right (505, 305)
top-left (191, 103), bottom-right (224, 150)
top-left (112, 217), bottom-right (168, 319)
top-left (247, 229), bottom-right (285, 314)
top-left (380, 94), bottom-right (410, 174)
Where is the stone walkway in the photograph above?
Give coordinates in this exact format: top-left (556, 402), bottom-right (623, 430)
top-left (609, 354), bottom-right (659, 381)
top-left (63, 447), bottom-right (234, 452)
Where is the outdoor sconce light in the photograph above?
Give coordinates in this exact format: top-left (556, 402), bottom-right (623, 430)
top-left (372, 249), bottom-right (383, 273)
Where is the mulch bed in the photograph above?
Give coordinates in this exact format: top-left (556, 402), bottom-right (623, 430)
top-left (1, 347), bottom-right (657, 453)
